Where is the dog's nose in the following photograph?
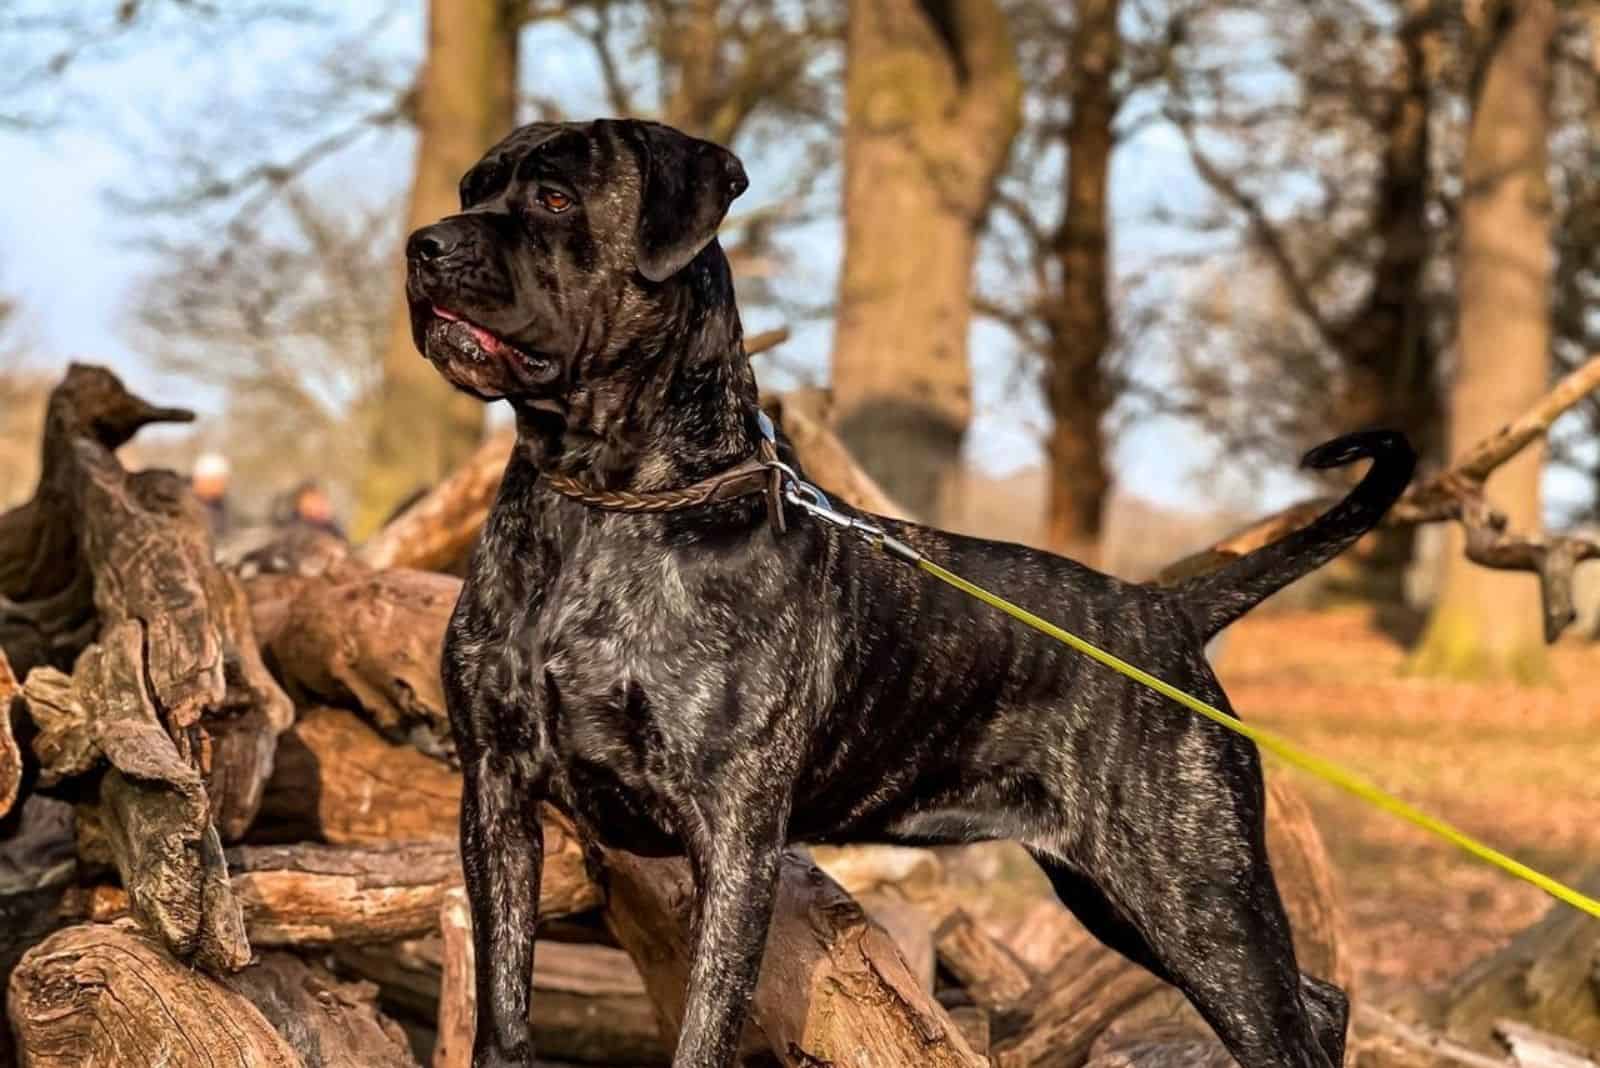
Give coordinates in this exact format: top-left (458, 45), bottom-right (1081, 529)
top-left (407, 225), bottom-right (459, 263)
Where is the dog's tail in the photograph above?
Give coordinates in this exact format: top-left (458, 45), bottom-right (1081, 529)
top-left (1179, 429), bottom-right (1417, 640)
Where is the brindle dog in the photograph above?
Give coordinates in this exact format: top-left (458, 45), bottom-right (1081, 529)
top-left (404, 118), bottom-right (1415, 1068)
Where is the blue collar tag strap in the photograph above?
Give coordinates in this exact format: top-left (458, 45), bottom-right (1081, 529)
top-left (778, 476), bottom-right (1600, 922)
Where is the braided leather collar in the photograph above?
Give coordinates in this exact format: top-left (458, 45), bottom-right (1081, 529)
top-left (542, 414), bottom-right (788, 533)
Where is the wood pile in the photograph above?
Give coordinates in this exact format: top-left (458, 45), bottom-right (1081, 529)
top-left (0, 364), bottom-right (1594, 1067)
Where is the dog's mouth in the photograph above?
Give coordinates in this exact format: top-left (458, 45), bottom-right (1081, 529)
top-left (416, 303), bottom-right (561, 399)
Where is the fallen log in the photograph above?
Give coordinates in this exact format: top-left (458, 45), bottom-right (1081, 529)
top-left (7, 923), bottom-right (299, 1068)
top-left (7, 923), bottom-right (425, 1068)
top-left (935, 908), bottom-right (1037, 1015)
top-left (255, 705), bottom-right (463, 845)
top-left (229, 951), bottom-right (421, 1067)
top-left (228, 841), bottom-right (463, 947)
top-left (991, 935), bottom-right (1164, 1068)
top-left (603, 848), bottom-right (985, 1067)
top-left (261, 569), bottom-right (459, 759)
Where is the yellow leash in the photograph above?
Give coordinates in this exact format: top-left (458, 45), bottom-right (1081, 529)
top-left (913, 557), bottom-right (1600, 921)
top-left (773, 469), bottom-right (1600, 921)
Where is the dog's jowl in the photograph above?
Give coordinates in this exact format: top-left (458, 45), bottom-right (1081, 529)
top-left (406, 118), bottom-right (1415, 1068)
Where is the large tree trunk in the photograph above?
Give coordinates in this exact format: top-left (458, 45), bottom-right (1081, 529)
top-left (356, 0), bottom-right (520, 538)
top-left (1045, 0), bottom-right (1119, 563)
top-left (830, 0), bottom-right (1022, 521)
top-left (1325, 0), bottom-right (1443, 600)
top-left (1411, 0), bottom-right (1558, 682)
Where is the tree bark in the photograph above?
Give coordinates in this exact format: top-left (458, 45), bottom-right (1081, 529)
top-left (260, 568), bottom-right (460, 759)
top-left (1325, 0), bottom-right (1443, 598)
top-left (1411, 0), bottom-right (1559, 682)
top-left (831, 0), bottom-right (1022, 520)
top-left (7, 924), bottom-right (300, 1068)
top-left (357, 0), bottom-right (519, 538)
top-left (1045, 0), bottom-right (1119, 562)
top-left (255, 705), bottom-right (463, 846)
top-left (604, 849), bottom-right (986, 1066)
top-left (8, 924), bottom-right (423, 1068)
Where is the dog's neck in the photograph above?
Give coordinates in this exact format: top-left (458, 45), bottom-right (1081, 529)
top-left (510, 258), bottom-right (760, 494)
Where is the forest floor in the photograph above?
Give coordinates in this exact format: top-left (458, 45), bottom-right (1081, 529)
top-left (1216, 606), bottom-right (1600, 1004)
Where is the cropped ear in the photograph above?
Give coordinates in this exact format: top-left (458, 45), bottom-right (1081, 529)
top-left (628, 122), bottom-right (749, 283)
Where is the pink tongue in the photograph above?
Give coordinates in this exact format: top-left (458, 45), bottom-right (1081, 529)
top-left (467, 323), bottom-right (510, 357)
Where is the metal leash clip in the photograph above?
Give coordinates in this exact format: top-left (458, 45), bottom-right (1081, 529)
top-left (758, 461), bottom-right (923, 564)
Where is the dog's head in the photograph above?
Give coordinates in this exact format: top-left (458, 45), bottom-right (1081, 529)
top-left (404, 119), bottom-right (748, 404)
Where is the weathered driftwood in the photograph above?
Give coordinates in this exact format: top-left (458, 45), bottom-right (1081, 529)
top-left (0, 365), bottom-right (192, 677)
top-left (0, 365), bottom-right (294, 976)
top-left (228, 951), bottom-right (421, 1068)
top-left (435, 887), bottom-right (672, 1068)
top-left (1493, 1019), bottom-right (1600, 1068)
top-left (1158, 353), bottom-right (1600, 640)
top-left (20, 622), bottom-right (249, 972)
top-left (8, 923), bottom-right (424, 1068)
top-left (603, 848), bottom-right (985, 1067)
top-left (7, 923), bottom-right (299, 1068)
top-left (261, 568), bottom-right (459, 759)
top-left (992, 935), bottom-right (1165, 1068)
top-left (935, 907), bottom-right (1037, 1014)
top-left (1081, 1032), bottom-right (1237, 1068)
top-left (1442, 869), bottom-right (1600, 1051)
top-left (0, 652), bottom-right (19, 822)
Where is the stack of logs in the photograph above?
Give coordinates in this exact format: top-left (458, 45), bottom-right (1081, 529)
top-left (0, 364), bottom-right (1595, 1068)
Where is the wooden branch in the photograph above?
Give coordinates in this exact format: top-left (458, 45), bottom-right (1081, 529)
top-left (604, 848), bottom-right (985, 1067)
top-left (357, 429), bottom-right (512, 572)
top-left (1493, 1020), bottom-right (1600, 1068)
top-left (1156, 354), bottom-right (1600, 641)
top-left (991, 936), bottom-right (1163, 1068)
top-left (935, 908), bottom-right (1037, 1015)
top-left (1442, 868), bottom-right (1600, 1051)
top-left (1354, 1004), bottom-right (1514, 1068)
top-left (760, 391), bottom-right (913, 519)
top-left (0, 649), bottom-right (19, 821)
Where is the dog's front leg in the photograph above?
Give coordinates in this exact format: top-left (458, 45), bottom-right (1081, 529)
top-left (672, 802), bottom-right (787, 1068)
top-left (460, 747), bottom-right (546, 1068)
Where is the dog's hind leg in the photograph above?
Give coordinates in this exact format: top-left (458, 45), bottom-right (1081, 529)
top-left (1030, 839), bottom-right (1343, 1067)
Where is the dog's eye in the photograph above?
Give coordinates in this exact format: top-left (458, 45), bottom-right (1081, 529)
top-left (537, 187), bottom-right (573, 213)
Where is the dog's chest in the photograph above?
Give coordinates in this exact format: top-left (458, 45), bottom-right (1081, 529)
top-left (528, 542), bottom-right (747, 847)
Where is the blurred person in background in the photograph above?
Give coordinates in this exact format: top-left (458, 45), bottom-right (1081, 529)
top-left (286, 479), bottom-right (345, 540)
top-left (190, 452), bottom-right (231, 539)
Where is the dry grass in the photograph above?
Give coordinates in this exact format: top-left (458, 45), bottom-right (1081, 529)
top-left (1217, 608), bottom-right (1600, 1002)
